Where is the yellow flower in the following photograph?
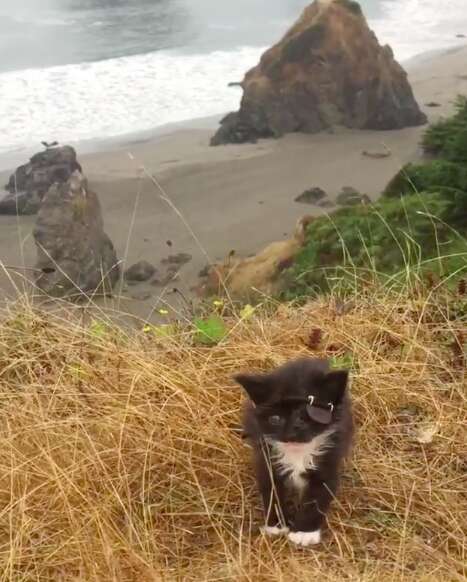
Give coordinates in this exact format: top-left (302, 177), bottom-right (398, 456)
top-left (158, 309), bottom-right (169, 316)
top-left (240, 304), bottom-right (255, 320)
top-left (213, 300), bottom-right (224, 307)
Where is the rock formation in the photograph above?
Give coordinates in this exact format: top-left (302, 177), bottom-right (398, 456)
top-left (1, 145), bottom-right (82, 215)
top-left (336, 186), bottom-right (371, 206)
top-left (211, 0), bottom-right (426, 145)
top-left (124, 261), bottom-right (157, 283)
top-left (197, 216), bottom-right (314, 299)
top-left (295, 187), bottom-right (327, 204)
top-left (34, 171), bottom-right (119, 298)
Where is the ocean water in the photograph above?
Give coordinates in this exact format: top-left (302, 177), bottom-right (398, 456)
top-left (0, 0), bottom-right (466, 156)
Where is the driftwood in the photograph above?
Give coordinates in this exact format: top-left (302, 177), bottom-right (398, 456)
top-left (362, 149), bottom-right (392, 159)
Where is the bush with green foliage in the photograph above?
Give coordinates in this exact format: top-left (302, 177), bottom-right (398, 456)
top-left (281, 191), bottom-right (466, 296)
top-left (383, 160), bottom-right (467, 199)
top-left (422, 95), bottom-right (467, 161)
top-left (281, 97), bottom-right (467, 298)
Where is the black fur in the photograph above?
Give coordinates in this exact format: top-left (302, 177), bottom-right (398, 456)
top-left (235, 358), bottom-right (353, 535)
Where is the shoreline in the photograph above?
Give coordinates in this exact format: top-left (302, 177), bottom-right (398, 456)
top-left (0, 45), bottom-right (467, 324)
top-left (0, 43), bottom-right (464, 174)
top-left (0, 114), bottom-right (225, 173)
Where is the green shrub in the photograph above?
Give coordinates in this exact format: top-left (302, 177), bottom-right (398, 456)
top-left (422, 95), bottom-right (467, 161)
top-left (280, 97), bottom-right (467, 299)
top-left (383, 160), bottom-right (467, 198)
top-left (281, 191), bottom-right (466, 297)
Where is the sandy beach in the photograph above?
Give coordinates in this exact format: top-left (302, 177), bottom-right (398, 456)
top-left (0, 45), bottom-right (466, 324)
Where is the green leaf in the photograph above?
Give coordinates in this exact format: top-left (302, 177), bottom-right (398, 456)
top-left (330, 353), bottom-right (354, 369)
top-left (193, 316), bottom-right (227, 346)
top-left (90, 320), bottom-right (108, 339)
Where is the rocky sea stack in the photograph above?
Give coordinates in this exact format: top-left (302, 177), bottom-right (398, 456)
top-left (1, 146), bottom-right (82, 215)
top-left (211, 0), bottom-right (427, 145)
top-left (34, 171), bottom-right (119, 298)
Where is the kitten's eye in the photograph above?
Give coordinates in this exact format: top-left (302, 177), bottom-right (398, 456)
top-left (268, 415), bottom-right (283, 426)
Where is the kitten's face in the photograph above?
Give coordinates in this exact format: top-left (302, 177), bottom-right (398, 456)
top-left (235, 358), bottom-right (348, 444)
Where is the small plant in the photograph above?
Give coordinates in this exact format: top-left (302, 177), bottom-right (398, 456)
top-left (239, 304), bottom-right (256, 320)
top-left (330, 352), bottom-right (355, 370)
top-left (193, 315), bottom-right (227, 346)
top-left (143, 323), bottom-right (177, 338)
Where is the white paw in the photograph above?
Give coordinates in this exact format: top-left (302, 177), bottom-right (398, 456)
top-left (288, 529), bottom-right (321, 546)
top-left (261, 525), bottom-right (289, 536)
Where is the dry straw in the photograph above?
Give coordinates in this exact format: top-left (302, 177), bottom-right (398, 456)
top-left (0, 283), bottom-right (465, 581)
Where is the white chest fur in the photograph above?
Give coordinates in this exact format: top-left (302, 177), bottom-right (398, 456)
top-left (270, 429), bottom-right (336, 491)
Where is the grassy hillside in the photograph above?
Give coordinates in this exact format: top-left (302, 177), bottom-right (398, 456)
top-left (0, 282), bottom-right (465, 580)
top-left (282, 98), bottom-right (467, 298)
top-left (0, 95), bottom-right (466, 582)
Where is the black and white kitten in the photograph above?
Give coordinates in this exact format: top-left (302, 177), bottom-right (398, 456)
top-left (235, 358), bottom-right (353, 547)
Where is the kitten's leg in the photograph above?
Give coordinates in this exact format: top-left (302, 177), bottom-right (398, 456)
top-left (288, 474), bottom-right (337, 547)
top-left (255, 451), bottom-right (289, 535)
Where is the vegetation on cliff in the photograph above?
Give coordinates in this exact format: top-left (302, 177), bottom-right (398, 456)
top-left (422, 95), bottom-right (467, 161)
top-left (282, 98), bottom-right (467, 298)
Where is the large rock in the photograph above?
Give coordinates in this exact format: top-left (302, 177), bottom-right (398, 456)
top-left (34, 171), bottom-right (119, 298)
top-left (0, 145), bottom-right (82, 215)
top-left (211, 0), bottom-right (426, 145)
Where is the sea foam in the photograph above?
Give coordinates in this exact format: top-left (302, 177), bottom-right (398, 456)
top-left (371, 0), bottom-right (467, 61)
top-left (1, 0), bottom-right (467, 156)
top-left (0, 46), bottom-right (264, 155)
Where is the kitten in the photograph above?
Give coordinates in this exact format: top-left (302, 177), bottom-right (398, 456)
top-left (235, 358), bottom-right (353, 547)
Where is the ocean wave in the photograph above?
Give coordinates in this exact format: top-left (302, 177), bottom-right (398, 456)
top-left (7, 14), bottom-right (75, 27)
top-left (0, 46), bottom-right (264, 155)
top-left (371, 0), bottom-right (467, 60)
top-left (2, 0), bottom-right (467, 155)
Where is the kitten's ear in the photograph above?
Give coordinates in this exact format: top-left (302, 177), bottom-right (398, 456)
top-left (234, 373), bottom-right (271, 405)
top-left (322, 370), bottom-right (348, 404)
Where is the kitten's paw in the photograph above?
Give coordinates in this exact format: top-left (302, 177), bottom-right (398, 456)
top-left (261, 525), bottom-right (289, 536)
top-left (288, 529), bottom-right (321, 547)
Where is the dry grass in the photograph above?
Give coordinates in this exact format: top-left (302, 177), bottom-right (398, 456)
top-left (0, 286), bottom-right (465, 581)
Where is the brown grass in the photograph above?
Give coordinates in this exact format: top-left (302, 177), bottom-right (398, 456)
top-left (0, 286), bottom-right (465, 581)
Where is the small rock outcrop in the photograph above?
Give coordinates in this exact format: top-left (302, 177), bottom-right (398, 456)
top-left (124, 261), bottom-right (157, 283)
top-left (197, 216), bottom-right (314, 299)
top-left (295, 187), bottom-right (327, 204)
top-left (34, 171), bottom-right (119, 297)
top-left (336, 186), bottom-right (371, 206)
top-left (1, 146), bottom-right (82, 215)
top-left (211, 0), bottom-right (426, 145)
